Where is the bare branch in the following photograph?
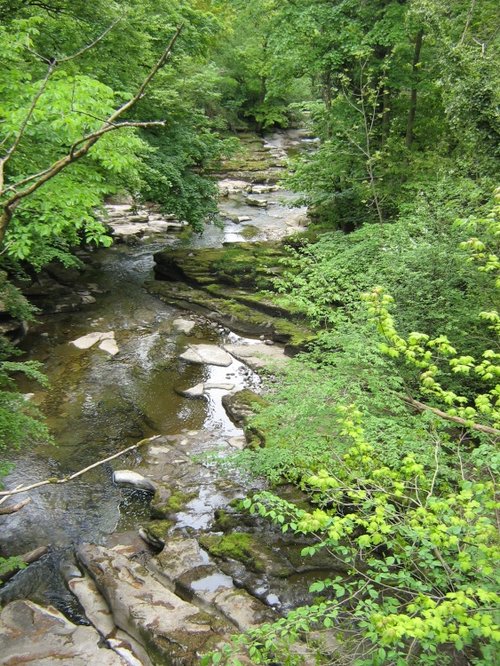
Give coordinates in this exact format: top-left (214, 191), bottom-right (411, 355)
top-left (0, 63), bottom-right (56, 192)
top-left (0, 497), bottom-right (31, 514)
top-left (0, 24), bottom-right (183, 245)
top-left (402, 395), bottom-right (500, 437)
top-left (0, 435), bottom-right (160, 500)
top-left (59, 17), bottom-right (123, 63)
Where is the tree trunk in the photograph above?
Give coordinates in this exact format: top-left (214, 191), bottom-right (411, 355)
top-left (406, 29), bottom-right (424, 149)
top-left (322, 70), bottom-right (333, 139)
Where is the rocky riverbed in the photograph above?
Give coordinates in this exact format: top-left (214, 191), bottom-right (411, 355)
top-left (0, 130), bottom-right (341, 665)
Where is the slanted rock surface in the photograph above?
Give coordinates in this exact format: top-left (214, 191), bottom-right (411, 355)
top-left (77, 543), bottom-right (230, 665)
top-left (0, 599), bottom-right (125, 665)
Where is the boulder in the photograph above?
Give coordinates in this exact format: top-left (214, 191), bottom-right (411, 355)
top-left (221, 389), bottom-right (266, 427)
top-left (172, 318), bottom-right (196, 335)
top-left (77, 544), bottom-right (230, 664)
top-left (179, 344), bottom-right (233, 367)
top-left (0, 599), bottom-right (125, 665)
top-left (113, 471), bottom-right (156, 493)
top-left (70, 331), bottom-right (114, 350)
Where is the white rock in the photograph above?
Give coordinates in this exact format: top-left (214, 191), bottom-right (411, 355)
top-left (99, 338), bottom-right (119, 356)
top-left (180, 383), bottom-right (205, 398)
top-left (172, 318), bottom-right (196, 335)
top-left (70, 331), bottom-right (114, 350)
top-left (204, 382), bottom-right (235, 391)
top-left (179, 344), bottom-right (233, 367)
top-left (224, 342), bottom-right (288, 370)
top-left (237, 216), bottom-right (252, 223)
top-left (228, 435), bottom-right (247, 450)
top-left (113, 471), bottom-right (156, 493)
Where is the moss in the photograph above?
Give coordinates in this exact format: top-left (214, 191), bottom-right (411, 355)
top-left (166, 490), bottom-right (197, 512)
top-left (213, 508), bottom-right (239, 530)
top-left (144, 519), bottom-right (174, 541)
top-left (240, 225), bottom-right (260, 239)
top-left (199, 532), bottom-right (266, 571)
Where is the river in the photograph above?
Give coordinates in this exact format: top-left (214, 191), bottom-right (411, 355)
top-left (0, 129), bottom-right (311, 619)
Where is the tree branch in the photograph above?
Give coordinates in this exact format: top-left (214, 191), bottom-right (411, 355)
top-left (0, 435), bottom-right (160, 501)
top-left (0, 497), bottom-right (31, 514)
top-left (0, 23), bottom-right (184, 245)
top-left (402, 395), bottom-right (500, 437)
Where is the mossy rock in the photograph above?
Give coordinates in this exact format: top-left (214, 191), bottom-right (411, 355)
top-left (221, 389), bottom-right (267, 428)
top-left (199, 532), bottom-right (292, 576)
top-left (143, 519), bottom-right (174, 545)
top-left (151, 489), bottom-right (197, 518)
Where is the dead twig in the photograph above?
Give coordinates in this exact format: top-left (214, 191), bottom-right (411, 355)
top-left (0, 435), bottom-right (160, 502)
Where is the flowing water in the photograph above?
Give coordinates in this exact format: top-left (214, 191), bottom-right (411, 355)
top-left (0, 129), bottom-right (312, 614)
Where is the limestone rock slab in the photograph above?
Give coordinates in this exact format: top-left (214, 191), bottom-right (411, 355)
top-left (224, 342), bottom-right (288, 370)
top-left (77, 544), bottom-right (230, 664)
top-left (179, 344), bottom-right (233, 367)
top-left (70, 331), bottom-right (114, 350)
top-left (0, 599), bottom-right (124, 665)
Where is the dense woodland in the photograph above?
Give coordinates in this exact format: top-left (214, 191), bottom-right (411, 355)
top-left (0, 0), bottom-right (499, 664)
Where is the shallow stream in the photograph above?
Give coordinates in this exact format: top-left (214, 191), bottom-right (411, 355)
top-left (0, 129), bottom-right (311, 616)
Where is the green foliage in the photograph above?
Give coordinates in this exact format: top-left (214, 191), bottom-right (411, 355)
top-left (214, 407), bottom-right (500, 665)
top-left (364, 192), bottom-right (500, 430)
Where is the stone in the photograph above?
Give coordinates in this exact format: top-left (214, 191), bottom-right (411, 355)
top-left (224, 342), bottom-right (288, 371)
top-left (176, 383), bottom-right (205, 398)
top-left (77, 544), bottom-right (229, 664)
top-left (153, 537), bottom-right (274, 631)
top-left (99, 338), bottom-right (120, 356)
top-left (204, 382), bottom-right (235, 391)
top-left (244, 196), bottom-right (268, 208)
top-left (68, 575), bottom-right (116, 638)
top-left (179, 344), bottom-right (233, 367)
top-left (113, 471), bottom-right (156, 493)
top-left (172, 318), bottom-right (196, 335)
top-left (0, 599), bottom-right (125, 665)
top-left (70, 331), bottom-right (114, 350)
top-left (237, 216), bottom-right (252, 223)
top-left (155, 537), bottom-right (210, 580)
top-left (228, 435), bottom-right (247, 450)
top-left (217, 179), bottom-right (251, 194)
top-left (284, 209), bottom-right (309, 228)
top-left (128, 215), bottom-right (149, 223)
top-left (221, 389), bottom-right (267, 428)
top-left (251, 184), bottom-right (277, 194)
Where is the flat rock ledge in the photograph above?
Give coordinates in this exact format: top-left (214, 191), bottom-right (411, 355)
top-left (77, 544), bottom-right (231, 665)
top-left (223, 342), bottom-right (288, 371)
top-left (70, 331), bottom-right (119, 356)
top-left (179, 344), bottom-right (233, 367)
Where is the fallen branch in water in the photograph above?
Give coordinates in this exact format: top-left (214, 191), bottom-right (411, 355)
top-left (0, 545), bottom-right (49, 583)
top-left (0, 435), bottom-right (160, 503)
top-left (0, 497), bottom-right (31, 514)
